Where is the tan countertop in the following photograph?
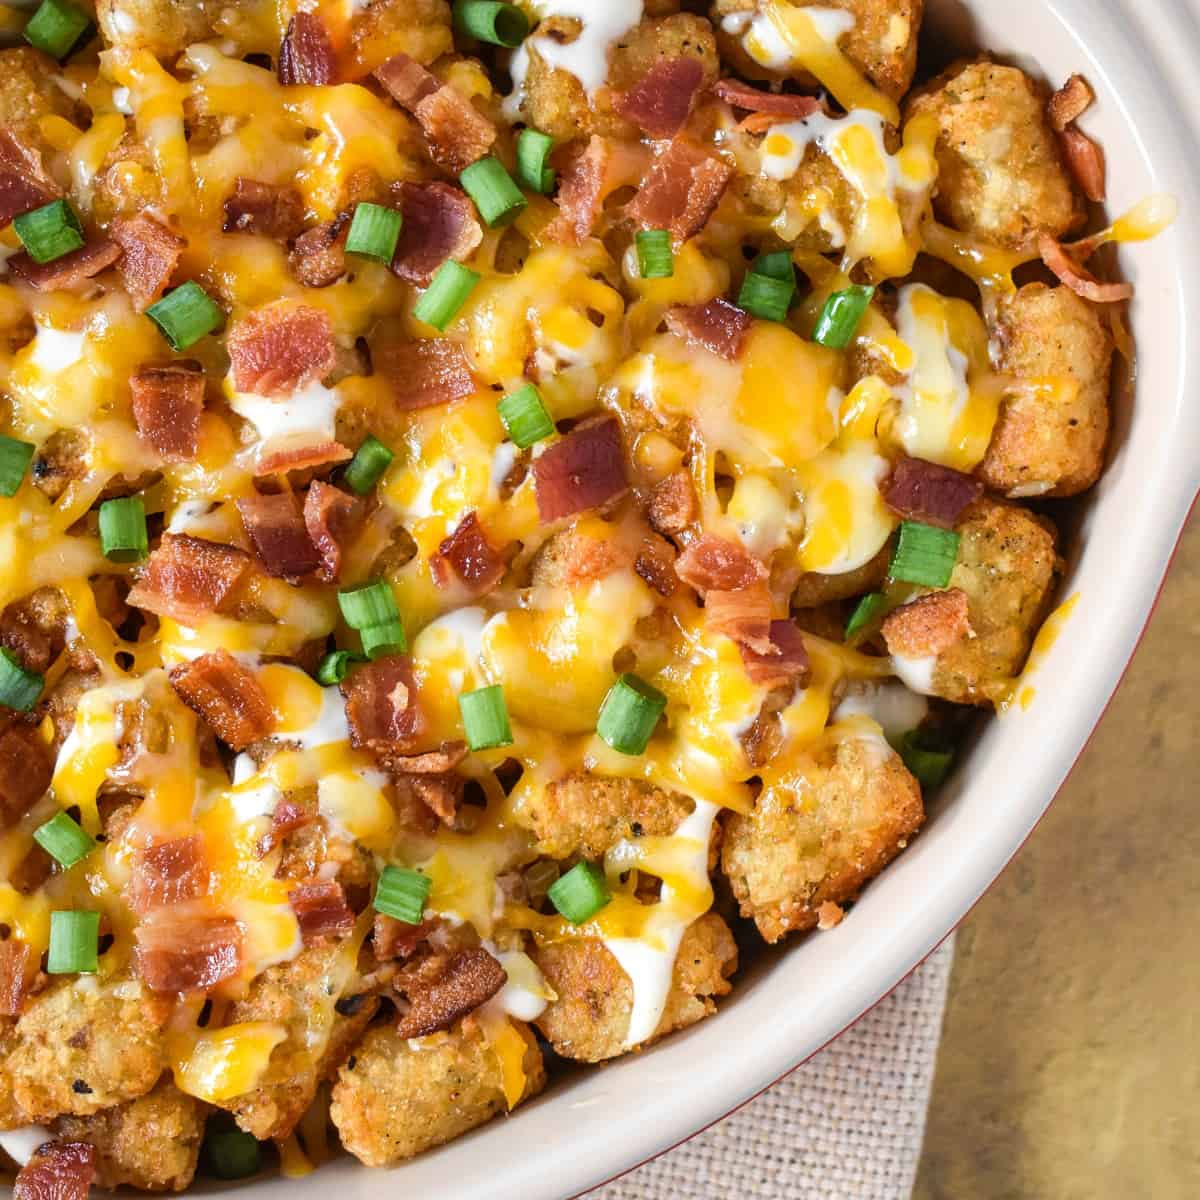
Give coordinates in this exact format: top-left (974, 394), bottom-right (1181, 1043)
top-left (914, 511), bottom-right (1200, 1198)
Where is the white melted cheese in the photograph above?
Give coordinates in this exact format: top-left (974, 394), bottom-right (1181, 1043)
top-left (834, 678), bottom-right (928, 741)
top-left (891, 652), bottom-right (937, 696)
top-left (28, 323), bottom-right (88, 373)
top-left (228, 377), bottom-right (342, 446)
top-left (726, 4), bottom-right (855, 71)
top-left (0, 1126), bottom-right (54, 1168)
top-left (485, 948), bottom-right (554, 1023)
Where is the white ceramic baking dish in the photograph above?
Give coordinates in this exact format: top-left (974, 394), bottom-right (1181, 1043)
top-left (211, 0), bottom-right (1200, 1194)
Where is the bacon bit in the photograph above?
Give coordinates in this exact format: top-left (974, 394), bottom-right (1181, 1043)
top-left (134, 912), bottom-right (242, 994)
top-left (405, 773), bottom-right (463, 826)
top-left (237, 490), bottom-right (320, 578)
top-left (1037, 233), bottom-right (1133, 303)
top-left (127, 533), bottom-right (252, 624)
top-left (278, 11), bottom-right (337, 85)
top-left (289, 216), bottom-right (349, 288)
top-left (387, 741), bottom-right (469, 775)
top-left (1058, 127), bottom-right (1106, 202)
top-left (880, 455), bottom-right (983, 530)
top-left (0, 131), bottom-right (58, 228)
top-left (130, 360), bottom-right (205, 462)
top-left (374, 53), bottom-right (495, 173)
top-left (625, 135), bottom-right (733, 244)
top-left (739, 620), bottom-right (812, 689)
top-left (0, 722), bottom-right (54, 830)
top-left (290, 880), bottom-right (354, 944)
top-left (664, 298), bottom-right (753, 361)
top-left (430, 512), bottom-right (505, 594)
top-left (390, 182), bottom-right (483, 285)
top-left (712, 78), bottom-right (823, 118)
top-left (881, 588), bottom-right (971, 658)
top-left (816, 900), bottom-right (845, 930)
top-left (613, 56), bottom-right (705, 137)
top-left (374, 338), bottom-right (476, 410)
top-left (9, 240), bottom-right (121, 291)
top-left (675, 536), bottom-right (767, 594)
top-left (648, 470), bottom-right (697, 536)
top-left (1048, 74), bottom-right (1095, 131)
top-left (227, 301), bottom-right (336, 397)
top-left (0, 938), bottom-right (33, 1017)
top-left (705, 581), bottom-right (773, 653)
top-left (393, 947), bottom-right (506, 1039)
top-left (533, 415), bottom-right (628, 523)
top-left (127, 836), bottom-right (209, 915)
top-left (340, 654), bottom-right (427, 751)
top-left (111, 213), bottom-right (186, 312)
top-left (169, 649), bottom-right (276, 751)
top-left (13, 1142), bottom-right (96, 1200)
top-left (545, 136), bottom-right (649, 245)
top-left (255, 798), bottom-right (316, 859)
top-left (634, 535), bottom-right (677, 598)
top-left (255, 439), bottom-right (353, 476)
top-left (373, 914), bottom-right (439, 961)
top-left (222, 177), bottom-right (306, 240)
top-left (303, 480), bottom-right (360, 584)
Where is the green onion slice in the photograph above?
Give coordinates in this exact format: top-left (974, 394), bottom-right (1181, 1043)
top-left (516, 128), bottom-right (555, 194)
top-left (845, 592), bottom-right (889, 641)
top-left (635, 229), bottom-right (674, 279)
top-left (203, 1124), bottom-right (262, 1181)
top-left (47, 909), bottom-right (100, 974)
top-left (547, 861), bottom-right (611, 925)
top-left (453, 0), bottom-right (530, 45)
top-left (146, 281), bottom-right (224, 351)
top-left (813, 284), bottom-right (875, 350)
top-left (459, 684), bottom-right (513, 751)
top-left (23, 0), bottom-right (90, 60)
top-left (0, 647), bottom-right (43, 713)
top-left (497, 383), bottom-right (554, 449)
top-left (345, 202), bottom-right (403, 263)
top-left (888, 521), bottom-right (961, 589)
top-left (596, 673), bottom-right (667, 756)
top-left (737, 270), bottom-right (794, 323)
top-left (33, 812), bottom-right (96, 869)
top-left (13, 199), bottom-right (84, 264)
top-left (343, 435), bottom-right (394, 495)
top-left (752, 250), bottom-right (795, 281)
top-left (413, 260), bottom-right (480, 331)
top-left (338, 581), bottom-right (399, 629)
top-left (0, 435), bottom-right (35, 498)
top-left (98, 495), bottom-right (148, 563)
top-left (898, 729), bottom-right (955, 791)
top-left (374, 865), bottom-right (431, 924)
top-left (316, 649), bottom-right (363, 686)
top-left (359, 620), bottom-right (407, 660)
top-left (460, 156), bottom-right (527, 228)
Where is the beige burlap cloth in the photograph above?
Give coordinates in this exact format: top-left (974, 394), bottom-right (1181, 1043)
top-left (590, 936), bottom-right (955, 1200)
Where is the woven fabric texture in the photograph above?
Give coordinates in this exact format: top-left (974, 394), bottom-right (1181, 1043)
top-left (590, 936), bottom-right (955, 1200)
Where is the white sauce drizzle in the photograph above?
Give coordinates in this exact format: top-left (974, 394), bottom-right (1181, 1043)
top-left (834, 679), bottom-right (928, 741)
top-left (0, 1127), bottom-right (54, 1168)
top-left (891, 652), bottom-right (938, 696)
top-left (228, 377), bottom-right (341, 446)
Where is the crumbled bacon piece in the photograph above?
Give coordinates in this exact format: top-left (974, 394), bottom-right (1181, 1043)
top-left (402, 773), bottom-right (463, 826)
top-left (130, 360), bottom-right (205, 462)
top-left (880, 456), bottom-right (983, 530)
top-left (613, 56), bottom-right (704, 137)
top-left (533, 415), bottom-right (628, 523)
top-left (0, 938), bottom-right (33, 1017)
top-left (374, 338), bottom-right (476, 410)
top-left (222, 177), bottom-right (306, 239)
top-left (545, 136), bottom-right (649, 245)
top-left (1037, 233), bottom-right (1132, 303)
top-left (303, 480), bottom-right (360, 583)
top-left (0, 130), bottom-right (58, 228)
top-left (289, 216), bottom-right (349, 288)
top-left (386, 741), bottom-right (468, 775)
top-left (625, 135), bottom-right (732, 244)
top-left (290, 880), bottom-right (354, 944)
top-left (0, 722), bottom-right (53, 830)
top-left (393, 947), bottom-right (506, 1039)
top-left (227, 300), bottom-right (336, 396)
top-left (430, 512), bottom-right (504, 594)
top-left (126, 534), bottom-right (252, 624)
top-left (237, 490), bottom-right (320, 578)
top-left (373, 914), bottom-right (440, 961)
top-left (14, 1142), bottom-right (95, 1200)
top-left (340, 654), bottom-right (427, 751)
top-left (255, 439), bottom-right (353, 476)
top-left (739, 620), bottom-right (812, 689)
top-left (134, 912), bottom-right (242, 993)
top-left (390, 182), bottom-right (482, 285)
top-left (278, 11), bottom-right (337, 85)
top-left (634, 535), bottom-right (677, 598)
top-left (1058, 127), bottom-right (1106, 202)
top-left (675, 536), bottom-right (766, 594)
top-left (111, 213), bottom-right (186, 312)
top-left (881, 588), bottom-right (972, 658)
top-left (127, 836), bottom-right (210, 915)
top-left (169, 649), bottom-right (276, 751)
top-left (255, 798), bottom-right (316, 859)
top-left (648, 469), bottom-right (697, 535)
top-left (373, 52), bottom-right (440, 108)
top-left (664, 298), bottom-right (753, 361)
top-left (712, 79), bottom-right (823, 118)
top-left (705, 581), bottom-right (773, 653)
top-left (9, 240), bottom-right (121, 291)
top-left (1048, 74), bottom-right (1095, 131)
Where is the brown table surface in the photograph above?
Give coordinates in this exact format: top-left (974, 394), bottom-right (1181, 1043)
top-left (913, 511), bottom-right (1200, 1198)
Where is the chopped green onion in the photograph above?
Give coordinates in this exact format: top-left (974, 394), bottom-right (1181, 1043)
top-left (13, 199), bottom-right (84, 264)
top-left (453, 0), bottom-right (529, 45)
top-left (635, 229), bottom-right (674, 279)
top-left (343, 435), bottom-right (394, 495)
top-left (497, 383), bottom-right (554, 449)
top-left (752, 250), bottom-right (795, 281)
top-left (359, 620), bottom-right (407, 659)
top-left (23, 0), bottom-right (89, 60)
top-left (345, 202), bottom-right (403, 263)
top-left (98, 495), bottom-right (148, 563)
top-left (47, 909), bottom-right (99, 974)
top-left (338, 581), bottom-right (399, 629)
top-left (459, 684), bottom-right (513, 751)
top-left (547, 861), bottom-right (611, 925)
top-left (888, 521), bottom-right (960, 588)
top-left (596, 673), bottom-right (667, 756)
top-left (0, 647), bottom-right (43, 713)
top-left (33, 812), bottom-right (96, 869)
top-left (516, 128), bottom-right (556, 194)
top-left (374, 865), bottom-right (431, 924)
top-left (146, 282), bottom-right (223, 351)
top-left (737, 269), bottom-right (794, 323)
top-left (0, 435), bottom-right (35, 497)
top-left (813, 284), bottom-right (875, 350)
top-left (845, 592), bottom-right (888, 641)
top-left (460, 156), bottom-right (527, 228)
top-left (316, 649), bottom-right (363, 686)
top-left (413, 260), bottom-right (480, 331)
top-left (203, 1124), bottom-right (262, 1181)
top-left (898, 729), bottom-right (955, 791)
